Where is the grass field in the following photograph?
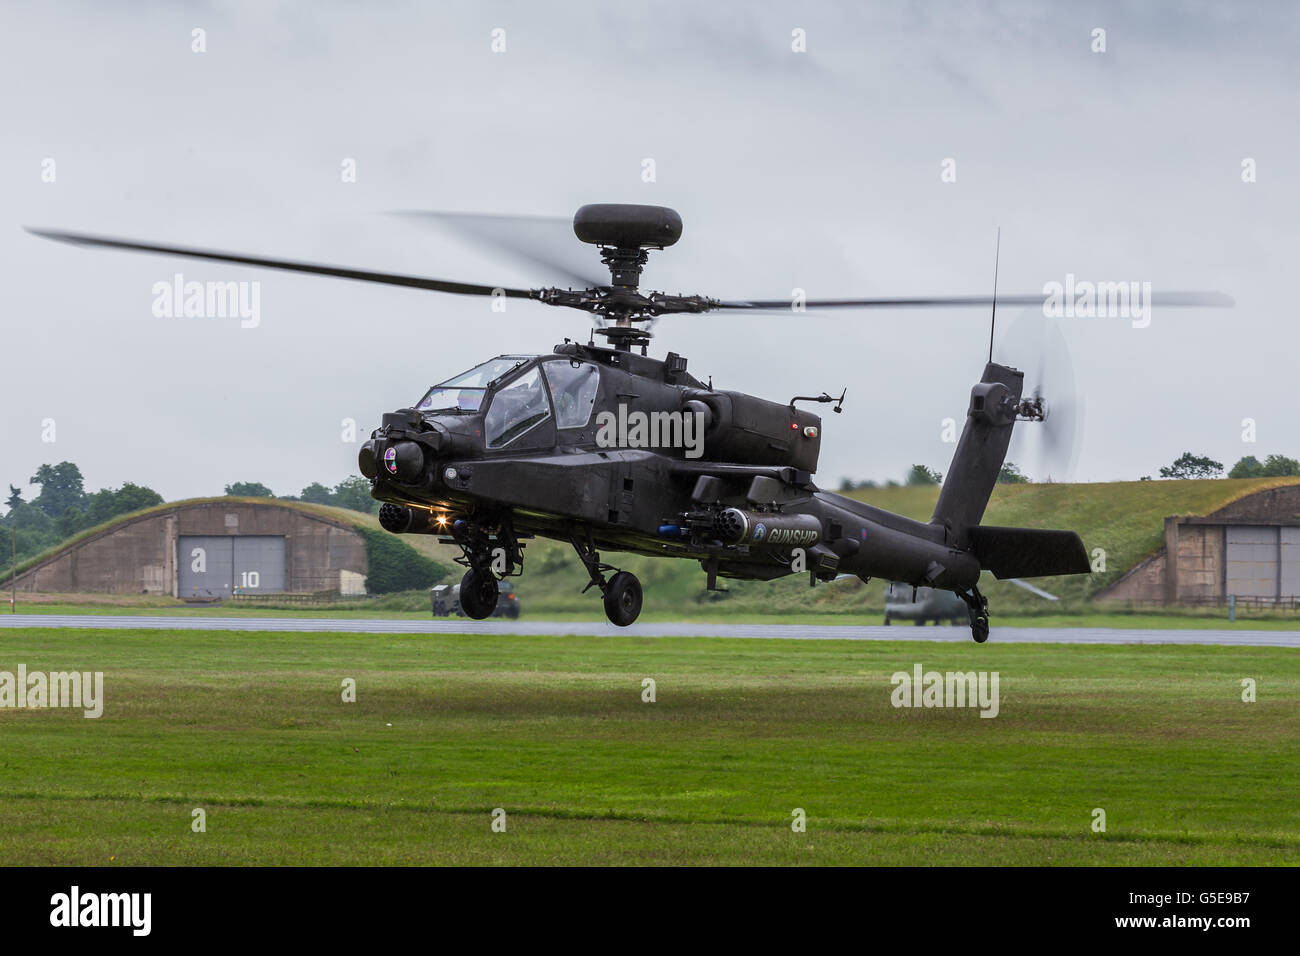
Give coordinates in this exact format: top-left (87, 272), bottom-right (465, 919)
top-left (1, 627), bottom-right (1296, 865)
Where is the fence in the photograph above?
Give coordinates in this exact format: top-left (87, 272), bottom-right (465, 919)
top-left (1105, 595), bottom-right (1300, 612)
top-left (229, 591), bottom-right (368, 607)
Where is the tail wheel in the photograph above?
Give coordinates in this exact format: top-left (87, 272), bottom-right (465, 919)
top-left (603, 571), bottom-right (642, 627)
top-left (459, 568), bottom-right (500, 620)
top-left (962, 585), bottom-right (990, 643)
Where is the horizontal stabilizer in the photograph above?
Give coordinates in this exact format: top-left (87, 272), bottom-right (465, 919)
top-left (968, 526), bottom-right (1090, 579)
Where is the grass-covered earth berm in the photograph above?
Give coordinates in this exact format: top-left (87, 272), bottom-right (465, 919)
top-left (10, 477), bottom-right (1300, 623)
top-left (1, 627), bottom-right (1295, 865)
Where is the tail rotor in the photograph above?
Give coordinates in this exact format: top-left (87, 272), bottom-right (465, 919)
top-left (999, 308), bottom-right (1085, 482)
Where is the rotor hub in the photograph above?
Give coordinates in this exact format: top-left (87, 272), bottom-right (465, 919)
top-left (600, 246), bottom-right (649, 289)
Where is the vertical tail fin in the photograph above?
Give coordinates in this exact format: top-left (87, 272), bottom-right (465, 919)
top-left (931, 362), bottom-right (1023, 546)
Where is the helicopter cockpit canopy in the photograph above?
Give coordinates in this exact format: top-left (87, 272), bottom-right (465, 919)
top-left (415, 355), bottom-right (536, 415)
top-left (484, 365), bottom-right (550, 447)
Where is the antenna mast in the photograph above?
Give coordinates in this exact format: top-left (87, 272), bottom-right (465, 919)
top-left (988, 227), bottom-right (1001, 364)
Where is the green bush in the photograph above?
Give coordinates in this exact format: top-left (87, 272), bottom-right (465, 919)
top-left (359, 528), bottom-right (451, 594)
top-left (905, 464), bottom-right (942, 486)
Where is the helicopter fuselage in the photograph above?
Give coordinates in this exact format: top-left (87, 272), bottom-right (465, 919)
top-left (360, 342), bottom-right (982, 593)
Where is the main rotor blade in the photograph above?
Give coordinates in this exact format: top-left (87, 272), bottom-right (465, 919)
top-left (24, 227), bottom-right (537, 299)
top-left (1006, 577), bottom-right (1060, 600)
top-left (713, 291), bottom-right (1234, 311)
top-left (395, 210), bottom-right (607, 289)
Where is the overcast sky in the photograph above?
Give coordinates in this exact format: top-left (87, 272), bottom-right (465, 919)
top-left (2, 0), bottom-right (1295, 502)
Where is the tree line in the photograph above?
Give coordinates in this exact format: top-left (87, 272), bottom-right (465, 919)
top-left (223, 477), bottom-right (380, 514)
top-left (839, 462), bottom-right (1027, 492)
top-left (1144, 452), bottom-right (1300, 480)
top-left (839, 453), bottom-right (1299, 491)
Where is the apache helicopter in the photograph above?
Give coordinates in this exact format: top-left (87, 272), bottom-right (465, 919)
top-left (27, 205), bottom-right (1231, 640)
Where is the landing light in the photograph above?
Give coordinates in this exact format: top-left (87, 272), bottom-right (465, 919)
top-left (804, 426), bottom-right (819, 438)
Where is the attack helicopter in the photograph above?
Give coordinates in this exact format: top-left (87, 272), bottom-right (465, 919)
top-left (27, 205), bottom-right (1232, 640)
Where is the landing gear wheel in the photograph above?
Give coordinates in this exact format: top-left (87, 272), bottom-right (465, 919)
top-left (459, 568), bottom-right (499, 620)
top-left (960, 585), bottom-right (990, 643)
top-left (603, 571), bottom-right (642, 627)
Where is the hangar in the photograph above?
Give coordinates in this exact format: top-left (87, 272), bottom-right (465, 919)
top-left (10, 499), bottom-right (369, 598)
top-left (1100, 482), bottom-right (1300, 606)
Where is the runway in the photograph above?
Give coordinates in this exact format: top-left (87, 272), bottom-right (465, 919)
top-left (1, 614), bottom-right (1297, 646)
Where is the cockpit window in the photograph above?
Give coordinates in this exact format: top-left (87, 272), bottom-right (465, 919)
top-left (415, 355), bottom-right (535, 415)
top-left (484, 366), bottom-right (551, 447)
top-left (415, 386), bottom-right (484, 413)
top-left (442, 356), bottom-right (533, 388)
top-left (542, 360), bottom-right (600, 429)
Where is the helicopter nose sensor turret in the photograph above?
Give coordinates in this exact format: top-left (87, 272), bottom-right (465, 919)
top-left (359, 413), bottom-right (451, 484)
top-left (358, 440), bottom-right (378, 479)
top-left (359, 437), bottom-right (426, 482)
top-left (381, 442), bottom-right (424, 483)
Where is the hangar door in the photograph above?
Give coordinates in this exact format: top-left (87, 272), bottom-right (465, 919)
top-left (1282, 528), bottom-right (1300, 598)
top-left (1225, 526), bottom-right (1278, 599)
top-left (178, 536), bottom-right (286, 597)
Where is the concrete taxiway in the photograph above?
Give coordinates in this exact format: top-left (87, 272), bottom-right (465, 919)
top-left (1, 614), bottom-right (1296, 646)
